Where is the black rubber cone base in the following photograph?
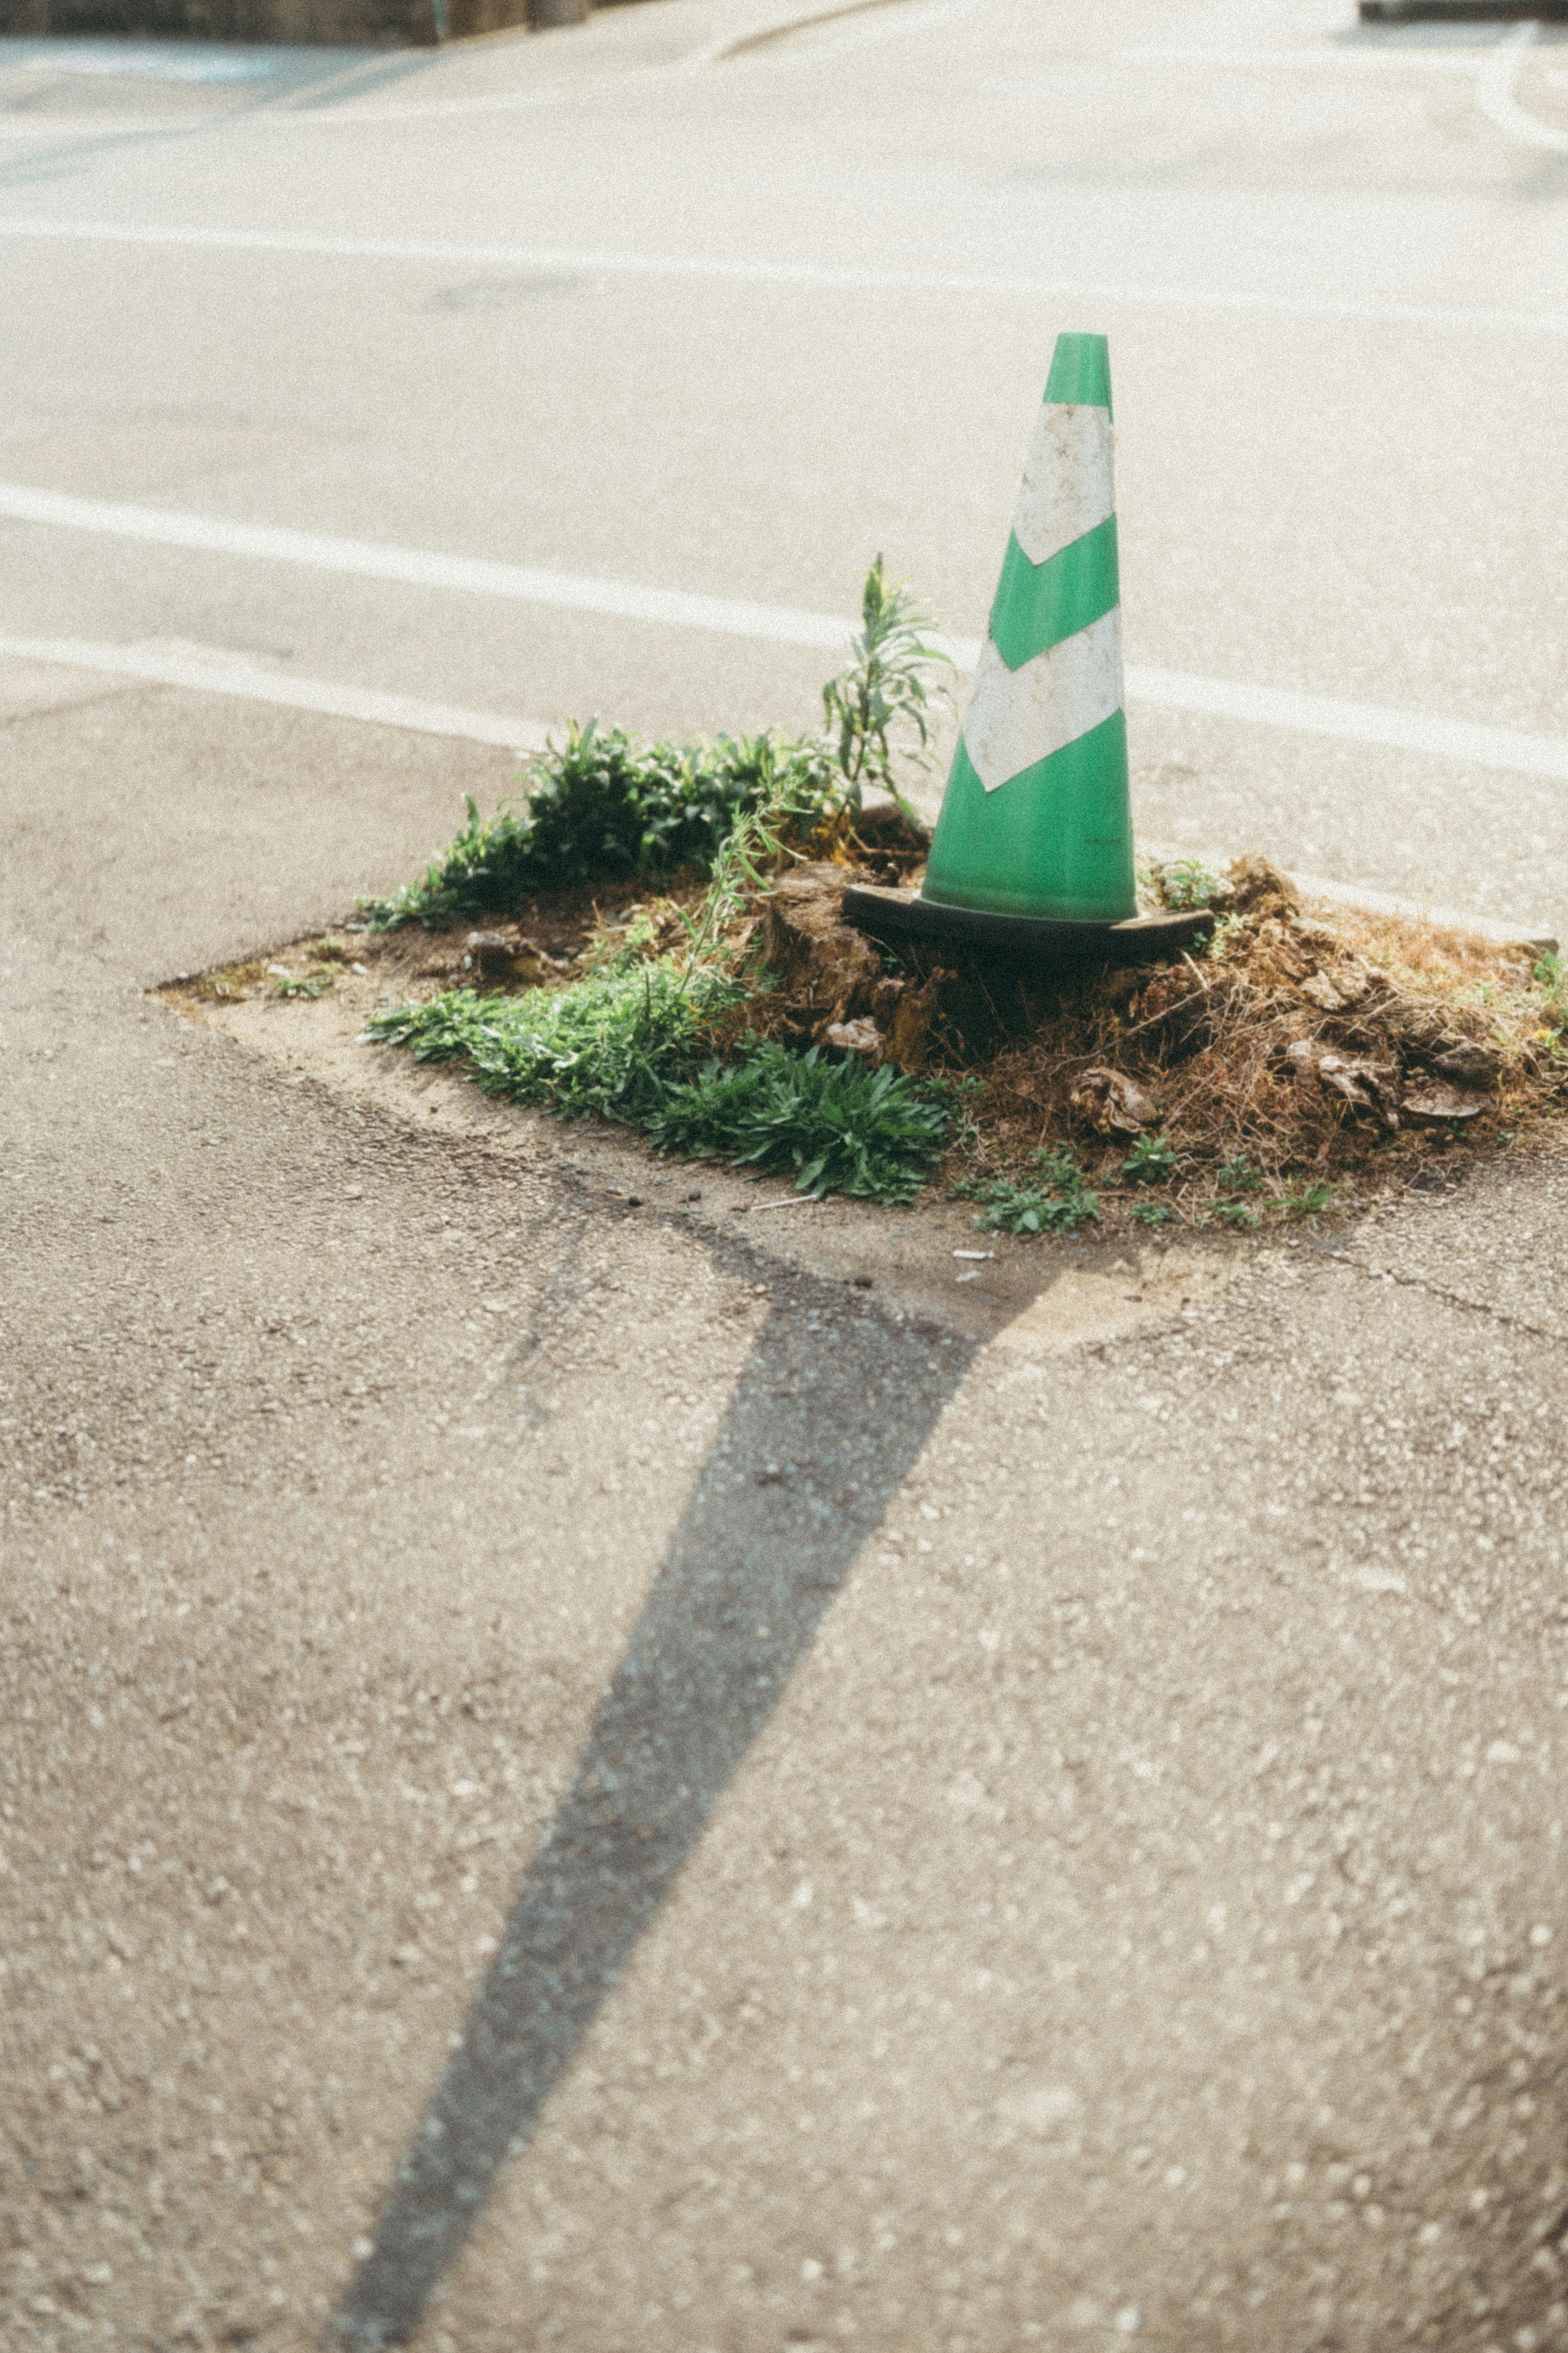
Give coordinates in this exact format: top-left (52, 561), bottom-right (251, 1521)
top-left (1360, 1), bottom-right (1568, 16)
top-left (841, 884), bottom-right (1215, 968)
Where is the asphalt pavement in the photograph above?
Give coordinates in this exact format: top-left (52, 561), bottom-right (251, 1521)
top-left (3, 1), bottom-right (1568, 2347)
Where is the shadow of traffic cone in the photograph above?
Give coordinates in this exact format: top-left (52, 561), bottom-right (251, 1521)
top-left (845, 333), bottom-right (1209, 966)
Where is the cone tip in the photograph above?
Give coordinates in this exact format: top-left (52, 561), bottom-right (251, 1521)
top-left (1044, 332), bottom-right (1112, 415)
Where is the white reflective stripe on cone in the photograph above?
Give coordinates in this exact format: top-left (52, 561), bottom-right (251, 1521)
top-left (962, 609), bottom-right (1125, 793)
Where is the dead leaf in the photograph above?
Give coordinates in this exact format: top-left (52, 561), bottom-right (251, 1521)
top-left (1070, 1067), bottom-right (1158, 1135)
top-left (1403, 1086), bottom-right (1483, 1125)
top-left (824, 1017), bottom-right (884, 1061)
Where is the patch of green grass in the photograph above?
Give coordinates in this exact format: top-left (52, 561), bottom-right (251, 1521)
top-left (1123, 1132), bottom-right (1177, 1185)
top-left (961, 1145), bottom-right (1101, 1236)
top-left (366, 957), bottom-right (948, 1205)
top-left (364, 730), bottom-right (956, 1207)
top-left (361, 724), bottom-right (844, 932)
top-left (365, 955), bottom-right (740, 1124)
top-left (646, 1044), bottom-right (948, 1203)
top-left (1283, 1178), bottom-right (1337, 1226)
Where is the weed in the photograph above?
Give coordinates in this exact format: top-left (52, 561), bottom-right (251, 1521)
top-left (670, 757), bottom-right (829, 982)
top-left (1206, 910), bottom-right (1249, 961)
top-left (1129, 1201), bottom-right (1172, 1227)
top-left (1534, 952), bottom-right (1568, 1043)
top-left (268, 966), bottom-right (332, 999)
top-left (927, 1072), bottom-right (987, 1160)
top-left (1212, 1202), bottom-right (1260, 1229)
top-left (367, 957), bottom-right (949, 1205)
top-left (963, 1144), bottom-right (1100, 1236)
top-left (362, 725), bottom-right (844, 932)
top-left (1217, 1154), bottom-right (1262, 1194)
top-left (1123, 1132), bottom-right (1177, 1185)
top-left (366, 956), bottom-right (739, 1123)
top-left (646, 1044), bottom-right (948, 1203)
top-left (1283, 1179), bottom-right (1336, 1225)
top-left (308, 935), bottom-right (350, 964)
top-left (821, 557), bottom-right (953, 814)
top-left (1158, 858), bottom-right (1226, 911)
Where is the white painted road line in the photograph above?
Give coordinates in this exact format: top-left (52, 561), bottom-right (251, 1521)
top-left (0, 633), bottom-right (550, 753)
top-left (0, 482), bottom-right (852, 652)
top-left (2, 218), bottom-right (1567, 340)
top-left (1126, 665), bottom-right (1568, 786)
top-left (4, 482), bottom-right (1567, 785)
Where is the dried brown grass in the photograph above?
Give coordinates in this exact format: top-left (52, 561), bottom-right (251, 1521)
top-left (929, 863), bottom-right (1566, 1220)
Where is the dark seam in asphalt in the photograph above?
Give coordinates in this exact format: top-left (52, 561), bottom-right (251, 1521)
top-left (333, 1280), bottom-right (976, 2345)
top-left (1310, 1240), bottom-right (1568, 1350)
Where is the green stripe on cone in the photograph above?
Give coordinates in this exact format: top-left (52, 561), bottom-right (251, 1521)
top-left (923, 721), bottom-right (1135, 922)
top-left (922, 330), bottom-right (1137, 926)
top-left (1045, 330), bottom-right (1113, 412)
top-left (988, 512), bottom-right (1119, 672)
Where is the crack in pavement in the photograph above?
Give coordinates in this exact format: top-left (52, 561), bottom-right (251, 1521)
top-left (1308, 1236), bottom-right (1568, 1351)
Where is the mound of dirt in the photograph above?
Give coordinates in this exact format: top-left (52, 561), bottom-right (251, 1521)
top-left (947, 860), bottom-right (1564, 1216)
top-left (168, 845), bottom-right (1565, 1231)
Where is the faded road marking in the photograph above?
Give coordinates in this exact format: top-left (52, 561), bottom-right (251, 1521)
top-left (4, 483), bottom-right (1568, 786)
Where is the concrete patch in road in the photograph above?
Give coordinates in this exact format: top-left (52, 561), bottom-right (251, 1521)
top-left (161, 945), bottom-right (1261, 1355)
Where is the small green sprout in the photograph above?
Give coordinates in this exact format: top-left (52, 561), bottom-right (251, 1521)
top-left (1283, 1179), bottom-right (1336, 1225)
top-left (1123, 1132), bottom-right (1177, 1185)
top-left (1159, 857), bottom-right (1226, 911)
top-left (268, 966), bottom-right (331, 999)
top-left (966, 1144), bottom-right (1100, 1237)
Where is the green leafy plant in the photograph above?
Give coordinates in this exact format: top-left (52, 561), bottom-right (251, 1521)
top-left (646, 1044), bottom-right (948, 1204)
top-left (820, 556), bottom-right (953, 813)
top-left (1212, 1202), bottom-right (1259, 1229)
top-left (670, 752), bottom-right (831, 984)
top-left (963, 1144), bottom-right (1100, 1236)
top-left (1283, 1178), bottom-right (1336, 1225)
top-left (362, 725), bottom-right (844, 932)
top-left (1129, 1201), bottom-right (1172, 1227)
top-left (268, 966), bottom-right (331, 999)
top-left (365, 956), bottom-right (740, 1124)
top-left (1217, 1154), bottom-right (1262, 1194)
top-left (1533, 952), bottom-right (1567, 1044)
top-left (1158, 857), bottom-right (1226, 911)
top-left (367, 951), bottom-right (949, 1207)
top-left (1123, 1132), bottom-right (1177, 1185)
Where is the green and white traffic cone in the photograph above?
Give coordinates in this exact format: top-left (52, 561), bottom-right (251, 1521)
top-left (845, 333), bottom-right (1205, 963)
